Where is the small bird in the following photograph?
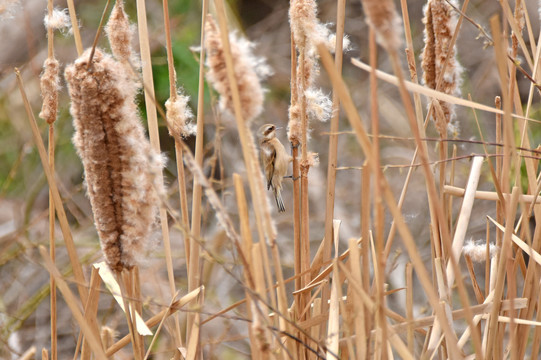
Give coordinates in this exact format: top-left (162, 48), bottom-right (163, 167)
top-left (257, 124), bottom-right (292, 212)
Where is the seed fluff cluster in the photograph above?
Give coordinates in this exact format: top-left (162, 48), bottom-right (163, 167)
top-left (421, 0), bottom-right (463, 137)
top-left (204, 15), bottom-right (272, 124)
top-left (288, 0), bottom-right (349, 145)
top-left (65, 3), bottom-right (162, 271)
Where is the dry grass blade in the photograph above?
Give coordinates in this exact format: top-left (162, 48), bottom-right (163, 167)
top-left (38, 246), bottom-right (105, 358)
top-left (351, 58), bottom-right (536, 123)
top-left (105, 286), bottom-right (203, 356)
top-left (15, 69), bottom-right (88, 304)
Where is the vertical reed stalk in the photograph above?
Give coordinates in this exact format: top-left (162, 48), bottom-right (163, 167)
top-left (134, 0), bottom-right (183, 354)
top-left (187, 0), bottom-right (209, 346)
top-left (290, 33), bottom-right (302, 291)
top-left (322, 0), bottom-right (345, 353)
top-left (45, 1), bottom-right (57, 358)
top-left (162, 0), bottom-right (188, 350)
top-left (367, 27), bottom-right (387, 359)
top-left (66, 0), bottom-right (82, 55)
top-left (16, 69), bottom-right (88, 304)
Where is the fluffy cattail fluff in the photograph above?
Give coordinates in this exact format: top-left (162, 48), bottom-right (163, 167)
top-left (39, 58), bottom-right (60, 124)
top-left (359, 0), bottom-right (402, 52)
top-left (462, 240), bottom-right (498, 263)
top-left (204, 15), bottom-right (272, 123)
top-left (165, 85), bottom-right (196, 138)
top-left (105, 0), bottom-right (137, 66)
top-left (100, 326), bottom-right (116, 354)
top-left (44, 8), bottom-right (71, 33)
top-left (421, 0), bottom-right (462, 137)
top-left (288, 0), bottom-right (347, 145)
top-left (65, 48), bottom-right (163, 271)
top-left (289, 0), bottom-right (349, 53)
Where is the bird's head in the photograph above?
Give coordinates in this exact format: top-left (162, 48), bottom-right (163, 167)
top-left (258, 124), bottom-right (281, 140)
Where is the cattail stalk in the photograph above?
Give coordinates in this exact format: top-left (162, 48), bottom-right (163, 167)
top-left (162, 0), bottom-right (191, 349)
top-left (66, 0), bottom-right (82, 55)
top-left (131, 0), bottom-right (186, 356)
top-left (41, 0), bottom-right (59, 358)
top-left (187, 0), bottom-right (208, 349)
top-left (421, 0), bottom-right (463, 136)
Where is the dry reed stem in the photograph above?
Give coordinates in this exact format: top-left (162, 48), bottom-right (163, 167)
top-left (444, 185), bottom-right (541, 204)
top-left (325, 221), bottom-right (341, 359)
top-left (470, 100), bottom-right (507, 209)
top-left (38, 246), bottom-right (105, 358)
top-left (406, 263), bottom-right (414, 355)
top-left (367, 27), bottom-right (389, 360)
top-left (318, 44), bottom-right (465, 358)
top-left (66, 0), bottom-right (82, 55)
top-left (187, 0), bottom-right (208, 351)
top-left (106, 286), bottom-right (202, 356)
top-left (143, 291), bottom-right (181, 360)
top-left (348, 238), bottom-right (367, 359)
top-left (43, 2), bottom-right (59, 358)
top-left (16, 69), bottom-right (88, 304)
top-left (322, 3), bottom-right (345, 349)
top-left (350, 59), bottom-right (534, 121)
top-left (162, 0), bottom-right (190, 349)
top-left (132, 0), bottom-right (184, 352)
top-left (80, 267), bottom-right (102, 360)
top-left (117, 271), bottom-right (142, 360)
top-left (445, 156), bottom-right (483, 288)
top-left (19, 347), bottom-right (37, 360)
top-left (485, 187), bottom-right (520, 359)
top-left (233, 174), bottom-right (261, 359)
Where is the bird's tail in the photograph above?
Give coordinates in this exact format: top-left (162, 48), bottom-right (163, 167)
top-left (274, 187), bottom-right (285, 212)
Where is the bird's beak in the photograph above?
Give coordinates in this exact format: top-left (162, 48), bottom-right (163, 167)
top-left (275, 126), bottom-right (283, 130)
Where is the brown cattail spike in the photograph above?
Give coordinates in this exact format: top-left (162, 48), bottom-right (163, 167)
top-left (39, 57), bottom-right (60, 125)
top-left (421, 0), bottom-right (462, 136)
top-left (204, 15), bottom-right (272, 123)
top-left (360, 0), bottom-right (402, 52)
top-left (65, 48), bottom-right (163, 272)
top-left (105, 0), bottom-right (135, 64)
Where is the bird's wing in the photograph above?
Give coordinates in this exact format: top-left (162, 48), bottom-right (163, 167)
top-left (266, 148), bottom-right (276, 190)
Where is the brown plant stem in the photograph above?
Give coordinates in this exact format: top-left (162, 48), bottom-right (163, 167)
top-left (321, 0), bottom-right (345, 353)
top-left (318, 45), bottom-right (469, 359)
top-left (368, 28), bottom-right (388, 359)
top-left (162, 0), bottom-right (187, 350)
top-left (66, 0), bottom-right (83, 56)
top-left (16, 69), bottom-right (88, 304)
top-left (45, 1), bottom-right (57, 359)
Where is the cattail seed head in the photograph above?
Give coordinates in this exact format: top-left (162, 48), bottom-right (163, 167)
top-left (463, 240), bottom-right (498, 263)
top-left (288, 103), bottom-right (301, 146)
top-left (39, 58), bottom-right (60, 124)
top-left (360, 0), bottom-right (402, 52)
top-left (105, 0), bottom-right (136, 65)
top-left (204, 15), bottom-right (271, 123)
top-left (165, 87), bottom-right (196, 139)
top-left (421, 0), bottom-right (462, 136)
top-left (44, 8), bottom-right (71, 33)
top-left (65, 48), bottom-right (163, 272)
